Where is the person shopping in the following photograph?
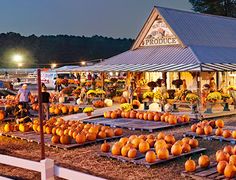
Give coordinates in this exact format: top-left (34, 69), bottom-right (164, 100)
top-left (42, 86), bottom-right (50, 120)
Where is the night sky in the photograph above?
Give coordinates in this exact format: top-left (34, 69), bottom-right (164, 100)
top-left (0, 0), bottom-right (192, 38)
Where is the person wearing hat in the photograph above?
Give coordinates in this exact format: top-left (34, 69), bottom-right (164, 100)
top-left (42, 86), bottom-right (50, 120)
top-left (16, 84), bottom-right (32, 110)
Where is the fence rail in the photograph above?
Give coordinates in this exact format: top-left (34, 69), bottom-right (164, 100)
top-left (0, 154), bottom-right (104, 180)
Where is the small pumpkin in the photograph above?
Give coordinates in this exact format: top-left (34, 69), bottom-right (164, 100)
top-left (128, 148), bottom-right (137, 158)
top-left (157, 148), bottom-right (169, 160)
top-left (121, 145), bottom-right (130, 157)
top-left (222, 130), bottom-right (232, 138)
top-left (164, 134), bottom-right (176, 144)
top-left (204, 125), bottom-right (212, 135)
top-left (198, 155), bottom-right (210, 168)
top-left (60, 135), bottom-right (71, 145)
top-left (217, 161), bottom-right (228, 174)
top-left (51, 135), bottom-right (60, 144)
top-left (215, 119), bottom-right (224, 128)
top-left (223, 145), bottom-right (234, 155)
top-left (224, 163), bottom-right (236, 178)
top-left (189, 139), bottom-right (198, 148)
top-left (114, 128), bottom-right (123, 136)
top-left (101, 141), bottom-right (110, 152)
top-left (157, 132), bottom-right (165, 140)
top-left (191, 124), bottom-right (197, 132)
top-left (215, 128), bottom-right (223, 136)
top-left (111, 143), bottom-right (121, 155)
top-left (75, 133), bottom-right (86, 144)
top-left (229, 155), bottom-right (236, 166)
top-left (182, 143), bottom-right (191, 153)
top-left (171, 143), bottom-right (182, 156)
top-left (185, 158), bottom-right (196, 172)
top-left (145, 151), bottom-right (156, 163)
top-left (139, 141), bottom-right (150, 153)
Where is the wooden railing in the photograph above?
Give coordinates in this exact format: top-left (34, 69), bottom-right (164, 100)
top-left (0, 154), bottom-right (104, 180)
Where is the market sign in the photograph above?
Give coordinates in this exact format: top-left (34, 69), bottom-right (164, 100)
top-left (140, 18), bottom-right (179, 47)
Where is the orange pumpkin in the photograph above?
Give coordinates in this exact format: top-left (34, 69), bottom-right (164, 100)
top-left (114, 128), bottom-right (123, 136)
top-left (164, 135), bottom-right (176, 144)
top-left (121, 145), bottom-right (130, 157)
top-left (0, 110), bottom-right (5, 121)
top-left (191, 124), bottom-right (197, 132)
top-left (215, 128), bottom-right (223, 136)
top-left (223, 130), bottom-right (232, 138)
top-left (224, 163), bottom-right (236, 178)
top-left (215, 119), bottom-right (224, 128)
top-left (139, 141), bottom-right (150, 153)
top-left (51, 135), bottom-right (60, 144)
top-left (76, 133), bottom-right (86, 144)
top-left (171, 143), bottom-right (182, 156)
top-left (189, 139), bottom-right (198, 148)
top-left (111, 143), bottom-right (121, 155)
top-left (217, 161), bottom-right (228, 174)
top-left (128, 148), bottom-right (137, 158)
top-left (145, 151), bottom-right (156, 163)
top-left (101, 141), bottom-right (110, 152)
top-left (157, 148), bottom-right (169, 160)
top-left (60, 135), bottom-right (71, 145)
top-left (198, 155), bottom-right (210, 168)
top-left (185, 158), bottom-right (196, 172)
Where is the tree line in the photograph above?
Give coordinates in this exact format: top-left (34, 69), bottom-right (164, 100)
top-left (0, 32), bottom-right (134, 68)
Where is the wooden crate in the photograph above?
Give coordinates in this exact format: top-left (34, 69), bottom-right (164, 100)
top-left (98, 147), bottom-right (206, 168)
top-left (181, 162), bottom-right (236, 180)
top-left (84, 117), bottom-right (198, 132)
top-left (0, 131), bottom-right (123, 150)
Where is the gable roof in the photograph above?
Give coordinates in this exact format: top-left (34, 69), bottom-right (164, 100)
top-left (157, 6), bottom-right (236, 48)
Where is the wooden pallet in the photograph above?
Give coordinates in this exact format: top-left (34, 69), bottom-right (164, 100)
top-left (183, 126), bottom-right (236, 145)
top-left (99, 147), bottom-right (206, 168)
top-left (83, 118), bottom-right (198, 132)
top-left (181, 162), bottom-right (236, 180)
top-left (0, 131), bottom-right (123, 150)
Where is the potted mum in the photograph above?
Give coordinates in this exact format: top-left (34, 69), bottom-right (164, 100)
top-left (83, 107), bottom-right (94, 116)
top-left (142, 91), bottom-right (154, 110)
top-left (185, 93), bottom-right (199, 113)
top-left (205, 92), bottom-right (222, 113)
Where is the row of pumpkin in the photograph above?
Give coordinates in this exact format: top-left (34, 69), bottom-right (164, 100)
top-left (100, 132), bottom-right (199, 162)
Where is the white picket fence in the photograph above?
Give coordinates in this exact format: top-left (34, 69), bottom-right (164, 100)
top-left (0, 154), bottom-right (105, 180)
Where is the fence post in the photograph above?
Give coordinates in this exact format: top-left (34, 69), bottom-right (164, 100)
top-left (40, 158), bottom-right (55, 180)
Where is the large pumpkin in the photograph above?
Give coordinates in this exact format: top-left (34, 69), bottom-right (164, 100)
top-left (217, 161), bottom-right (228, 174)
top-left (111, 143), bottom-right (121, 155)
top-left (171, 143), bottom-right (182, 156)
top-left (60, 135), bottom-right (71, 145)
top-left (75, 133), bottom-right (86, 144)
top-left (139, 141), bottom-right (150, 153)
top-left (145, 151), bottom-right (156, 163)
top-left (198, 155), bottom-right (210, 168)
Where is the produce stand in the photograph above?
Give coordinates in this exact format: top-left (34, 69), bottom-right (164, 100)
top-left (183, 126), bottom-right (236, 144)
top-left (181, 162), bottom-right (229, 180)
top-left (0, 131), bottom-right (124, 150)
top-left (99, 147), bottom-right (206, 168)
top-left (83, 117), bottom-right (198, 132)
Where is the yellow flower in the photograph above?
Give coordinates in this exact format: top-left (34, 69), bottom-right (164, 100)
top-left (83, 107), bottom-right (94, 113)
top-left (143, 91), bottom-right (154, 99)
top-left (206, 92), bottom-right (222, 102)
top-left (185, 93), bottom-right (199, 102)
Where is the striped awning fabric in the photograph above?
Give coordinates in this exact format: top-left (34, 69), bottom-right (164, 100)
top-left (70, 63), bottom-right (236, 72)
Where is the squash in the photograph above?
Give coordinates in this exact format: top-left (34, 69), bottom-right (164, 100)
top-left (171, 143), bottom-right (182, 156)
top-left (223, 145), bottom-right (234, 155)
top-left (204, 125), bottom-right (212, 135)
top-left (121, 145), bottom-right (130, 157)
top-left (114, 128), bottom-right (123, 136)
top-left (189, 139), bottom-right (198, 148)
top-left (224, 163), bottom-right (236, 178)
top-left (101, 141), bottom-right (110, 152)
top-left (185, 158), bottom-right (196, 172)
top-left (198, 155), bottom-right (210, 168)
top-left (215, 128), bottom-right (223, 136)
top-left (223, 130), bottom-right (231, 138)
top-left (215, 119), bottom-right (224, 128)
top-left (182, 143), bottom-right (191, 153)
top-left (76, 133), bottom-right (86, 144)
top-left (217, 161), bottom-right (228, 174)
top-left (128, 148), bottom-right (137, 158)
top-left (145, 151), bottom-right (156, 163)
top-left (60, 135), bottom-right (71, 145)
top-left (139, 141), bottom-right (150, 153)
top-left (111, 143), bottom-right (121, 155)
top-left (157, 148), bottom-right (169, 160)
top-left (157, 132), bottom-right (165, 140)
top-left (164, 135), bottom-right (175, 144)
top-left (51, 135), bottom-right (60, 144)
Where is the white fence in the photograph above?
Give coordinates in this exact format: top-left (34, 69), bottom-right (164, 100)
top-left (0, 154), bottom-right (104, 180)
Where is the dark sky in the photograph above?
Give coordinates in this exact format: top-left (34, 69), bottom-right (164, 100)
top-left (0, 0), bottom-right (192, 38)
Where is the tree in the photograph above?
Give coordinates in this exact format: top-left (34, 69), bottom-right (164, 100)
top-left (189, 0), bottom-right (236, 18)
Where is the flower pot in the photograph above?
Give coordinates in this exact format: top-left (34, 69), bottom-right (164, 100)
top-left (86, 112), bottom-right (92, 116)
top-left (223, 102), bottom-right (230, 111)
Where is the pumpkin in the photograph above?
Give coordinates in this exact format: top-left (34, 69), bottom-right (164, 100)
top-left (138, 113), bottom-right (143, 119)
top-left (232, 131), bottom-right (236, 139)
top-left (147, 112), bottom-right (154, 121)
top-left (215, 119), bottom-right (224, 128)
top-left (198, 155), bottom-right (210, 168)
top-left (146, 134), bottom-right (154, 139)
top-left (204, 125), bottom-right (212, 135)
top-left (45, 127), bottom-right (52, 134)
top-left (196, 127), bottom-right (204, 135)
top-left (19, 124), bottom-right (29, 132)
top-left (216, 151), bottom-right (230, 162)
top-left (101, 141), bottom-right (110, 152)
top-left (61, 106), bottom-right (68, 114)
top-left (224, 163), bottom-right (236, 178)
top-left (191, 124), bottom-right (197, 132)
top-left (75, 133), bottom-right (86, 144)
top-left (177, 116), bottom-right (185, 123)
top-left (154, 114), bottom-right (160, 121)
top-left (217, 161), bottom-right (228, 174)
top-left (124, 111), bottom-right (130, 118)
top-left (164, 135), bottom-right (175, 144)
top-left (110, 112), bottom-right (118, 119)
top-left (128, 148), bottom-right (137, 158)
top-left (175, 140), bottom-right (184, 146)
top-left (182, 143), bottom-right (191, 153)
top-left (168, 115), bottom-right (177, 125)
top-left (60, 135), bottom-right (71, 145)
top-left (189, 139), bottom-right (198, 148)
top-left (104, 111), bottom-right (111, 118)
top-left (73, 106), bottom-right (80, 113)
top-left (223, 130), bottom-right (232, 138)
top-left (215, 128), bottom-right (223, 136)
top-left (51, 135), bottom-right (60, 144)
top-left (224, 145), bottom-right (234, 155)
top-left (157, 132), bottom-right (165, 140)
top-left (105, 129), bottom-right (114, 137)
top-left (119, 137), bottom-right (129, 146)
top-left (139, 141), bottom-right (150, 153)
top-left (146, 138), bottom-right (155, 148)
top-left (185, 158), bottom-right (196, 172)
top-left (101, 126), bottom-right (109, 131)
top-left (54, 108), bottom-right (61, 115)
top-left (72, 131), bottom-right (79, 139)
top-left (155, 139), bottom-right (167, 151)
top-left (229, 155), bottom-right (236, 166)
top-left (86, 133), bottom-right (97, 141)
top-left (139, 134), bottom-right (147, 140)
top-left (171, 143), bottom-right (182, 156)
top-left (129, 135), bottom-right (137, 141)
top-left (182, 114), bottom-right (190, 122)
top-left (157, 148), bottom-right (169, 160)
top-left (143, 112), bottom-right (148, 120)
top-left (135, 112), bottom-right (140, 119)
top-left (182, 137), bottom-right (190, 144)
top-left (0, 110), bottom-right (5, 121)
top-left (129, 111), bottom-right (136, 119)
top-left (131, 137), bottom-right (143, 149)
top-left (114, 128), bottom-right (123, 136)
top-left (121, 145), bottom-right (130, 157)
top-left (111, 143), bottom-right (121, 155)
top-left (145, 151), bottom-right (156, 163)
top-left (121, 111), bottom-right (125, 118)
top-left (4, 124), bottom-right (13, 133)
top-left (97, 131), bottom-right (106, 139)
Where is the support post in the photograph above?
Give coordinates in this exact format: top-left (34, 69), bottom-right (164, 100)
top-left (37, 69), bottom-right (45, 160)
top-left (41, 158), bottom-right (55, 180)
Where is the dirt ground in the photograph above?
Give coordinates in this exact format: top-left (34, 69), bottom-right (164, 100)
top-left (0, 116), bottom-right (235, 180)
